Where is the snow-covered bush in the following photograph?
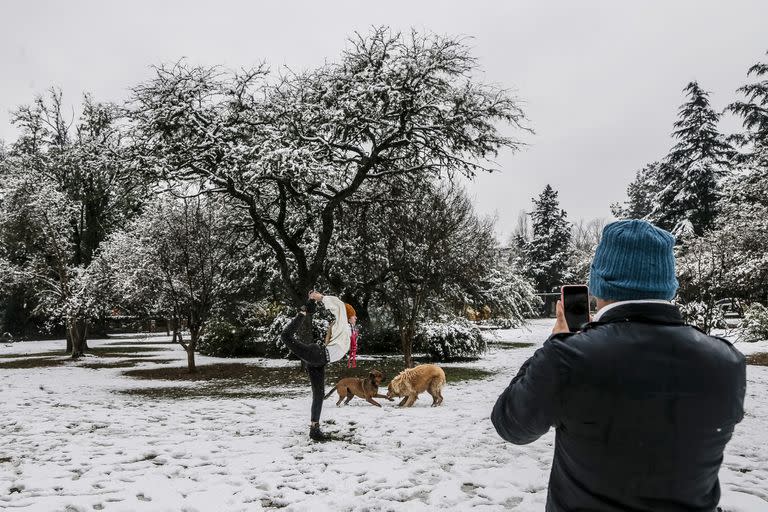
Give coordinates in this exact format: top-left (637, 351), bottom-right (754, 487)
top-left (414, 320), bottom-right (486, 361)
top-left (675, 232), bottom-right (738, 334)
top-left (742, 303), bottom-right (768, 342)
top-left (197, 320), bottom-right (264, 358)
top-left (359, 324), bottom-right (402, 355)
top-left (679, 301), bottom-right (726, 332)
top-left (453, 262), bottom-right (541, 328)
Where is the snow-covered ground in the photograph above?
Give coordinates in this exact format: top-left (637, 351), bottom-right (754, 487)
top-left (1, 320), bottom-right (767, 511)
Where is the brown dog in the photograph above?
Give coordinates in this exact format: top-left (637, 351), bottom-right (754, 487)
top-left (386, 364), bottom-right (446, 407)
top-left (324, 369), bottom-right (393, 407)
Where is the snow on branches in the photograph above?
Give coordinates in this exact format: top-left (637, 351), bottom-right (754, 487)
top-left (128, 27), bottom-right (529, 306)
top-left (97, 192), bottom-right (255, 371)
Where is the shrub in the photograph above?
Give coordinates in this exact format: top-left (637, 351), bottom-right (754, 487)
top-left (197, 320), bottom-right (264, 358)
top-left (678, 301), bottom-right (726, 333)
top-left (357, 324), bottom-right (402, 355)
top-left (742, 303), bottom-right (768, 342)
top-left (414, 320), bottom-right (486, 361)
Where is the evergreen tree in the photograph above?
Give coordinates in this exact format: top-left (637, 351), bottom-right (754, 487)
top-left (523, 185), bottom-right (572, 292)
top-left (649, 82), bottom-right (734, 235)
top-left (611, 162), bottom-right (663, 219)
top-left (727, 50), bottom-right (768, 171)
top-left (702, 50), bottom-right (768, 304)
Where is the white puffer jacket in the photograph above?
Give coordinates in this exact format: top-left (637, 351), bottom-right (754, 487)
top-left (321, 295), bottom-right (351, 363)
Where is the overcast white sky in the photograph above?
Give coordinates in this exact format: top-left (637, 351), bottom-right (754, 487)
top-left (1, 0), bottom-right (766, 237)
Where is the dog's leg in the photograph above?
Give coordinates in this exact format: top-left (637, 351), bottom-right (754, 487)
top-left (365, 397), bottom-right (382, 407)
top-left (336, 391), bottom-right (345, 407)
top-left (428, 381), bottom-right (441, 406)
top-left (344, 391), bottom-right (354, 405)
top-left (404, 394), bottom-right (418, 407)
top-left (398, 397), bottom-right (408, 407)
top-left (427, 386), bottom-right (438, 406)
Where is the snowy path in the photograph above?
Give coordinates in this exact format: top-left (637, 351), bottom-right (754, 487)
top-left (1, 321), bottom-right (767, 511)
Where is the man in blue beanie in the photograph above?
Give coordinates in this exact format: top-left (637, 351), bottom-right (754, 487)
top-left (492, 219), bottom-right (746, 512)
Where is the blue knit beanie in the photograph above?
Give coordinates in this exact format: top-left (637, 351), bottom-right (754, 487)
top-left (588, 220), bottom-right (678, 301)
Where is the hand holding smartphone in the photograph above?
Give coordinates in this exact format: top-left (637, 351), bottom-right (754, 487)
top-left (561, 285), bottom-right (590, 332)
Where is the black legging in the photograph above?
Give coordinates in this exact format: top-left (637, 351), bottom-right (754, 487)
top-left (281, 314), bottom-right (328, 423)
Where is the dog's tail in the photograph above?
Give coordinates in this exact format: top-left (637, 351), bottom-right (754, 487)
top-left (323, 386), bottom-right (336, 399)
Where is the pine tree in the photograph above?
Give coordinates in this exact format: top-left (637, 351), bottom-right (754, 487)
top-left (650, 82), bottom-right (735, 235)
top-left (708, 50), bottom-right (768, 303)
top-left (728, 50), bottom-right (768, 171)
top-left (523, 185), bottom-right (572, 292)
top-left (611, 162), bottom-right (663, 219)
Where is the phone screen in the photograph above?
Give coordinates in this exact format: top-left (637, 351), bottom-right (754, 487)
top-left (562, 285), bottom-right (590, 332)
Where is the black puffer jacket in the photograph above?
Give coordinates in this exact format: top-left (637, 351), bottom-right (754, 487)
top-left (491, 302), bottom-right (746, 512)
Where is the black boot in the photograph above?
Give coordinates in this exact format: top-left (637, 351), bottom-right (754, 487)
top-left (309, 423), bottom-right (329, 442)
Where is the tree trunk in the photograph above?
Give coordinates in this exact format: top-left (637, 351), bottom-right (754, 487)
top-left (359, 295), bottom-right (371, 327)
top-left (165, 318), bottom-right (171, 336)
top-left (69, 317), bottom-right (87, 359)
top-left (82, 321), bottom-right (89, 350)
top-left (171, 317), bottom-right (180, 343)
top-left (298, 309), bottom-right (314, 343)
top-left (400, 328), bottom-right (414, 368)
top-left (186, 346), bottom-right (196, 373)
top-left (186, 325), bottom-right (200, 373)
top-left (66, 324), bottom-right (73, 354)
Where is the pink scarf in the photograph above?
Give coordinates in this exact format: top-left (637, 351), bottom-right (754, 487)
top-left (347, 328), bottom-right (358, 368)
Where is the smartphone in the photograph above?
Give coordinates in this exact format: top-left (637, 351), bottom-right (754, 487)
top-left (561, 285), bottom-right (590, 332)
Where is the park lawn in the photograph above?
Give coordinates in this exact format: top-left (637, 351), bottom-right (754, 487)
top-left (0, 321), bottom-right (767, 511)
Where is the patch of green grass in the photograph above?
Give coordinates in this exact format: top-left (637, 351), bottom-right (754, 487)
top-left (123, 357), bottom-right (492, 389)
top-left (123, 358), bottom-right (415, 386)
top-left (87, 346), bottom-right (170, 355)
top-left (80, 358), bottom-right (178, 370)
top-left (124, 363), bottom-right (312, 386)
top-left (102, 341), bottom-right (177, 346)
top-left (0, 345), bottom-right (170, 360)
top-left (0, 350), bottom-right (65, 359)
top-left (746, 352), bottom-right (768, 367)
top-left (0, 357), bottom-right (69, 369)
top-left (0, 345), bottom-right (173, 368)
top-left (442, 366), bottom-right (493, 382)
top-left (119, 385), bottom-right (300, 401)
top-left (488, 342), bottom-right (536, 350)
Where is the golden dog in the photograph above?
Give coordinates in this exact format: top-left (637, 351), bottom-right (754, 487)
top-left (324, 369), bottom-right (393, 407)
top-left (386, 364), bottom-right (446, 407)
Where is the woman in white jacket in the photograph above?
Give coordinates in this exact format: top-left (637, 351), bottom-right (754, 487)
top-left (280, 290), bottom-right (353, 441)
